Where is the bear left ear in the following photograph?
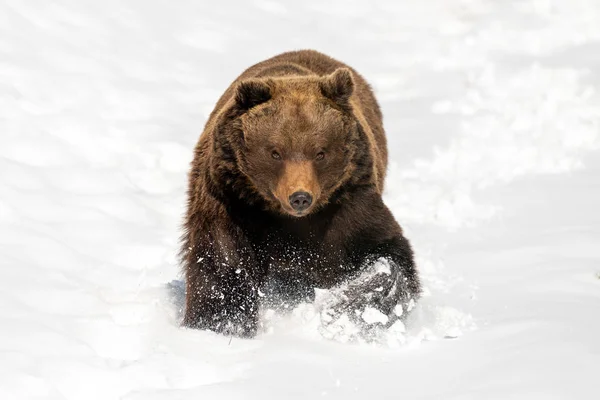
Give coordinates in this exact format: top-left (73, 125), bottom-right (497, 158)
top-left (235, 79), bottom-right (272, 111)
top-left (320, 68), bottom-right (355, 106)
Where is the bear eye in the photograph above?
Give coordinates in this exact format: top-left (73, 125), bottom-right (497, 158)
top-left (315, 151), bottom-right (325, 161)
top-left (271, 150), bottom-right (282, 160)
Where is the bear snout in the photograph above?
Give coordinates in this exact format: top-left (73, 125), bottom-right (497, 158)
top-left (273, 160), bottom-right (320, 216)
top-left (289, 191), bottom-right (313, 212)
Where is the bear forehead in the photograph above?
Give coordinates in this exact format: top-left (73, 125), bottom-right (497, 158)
top-left (242, 98), bottom-right (345, 147)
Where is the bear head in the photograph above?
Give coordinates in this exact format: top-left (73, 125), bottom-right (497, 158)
top-left (214, 68), bottom-right (372, 217)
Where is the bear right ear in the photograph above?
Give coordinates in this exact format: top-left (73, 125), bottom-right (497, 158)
top-left (235, 79), bottom-right (272, 111)
top-left (320, 68), bottom-right (355, 107)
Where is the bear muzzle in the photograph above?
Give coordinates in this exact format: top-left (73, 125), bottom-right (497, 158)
top-left (273, 161), bottom-right (320, 217)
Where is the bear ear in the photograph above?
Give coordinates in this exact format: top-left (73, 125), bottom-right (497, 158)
top-left (235, 79), bottom-right (272, 111)
top-left (320, 68), bottom-right (355, 106)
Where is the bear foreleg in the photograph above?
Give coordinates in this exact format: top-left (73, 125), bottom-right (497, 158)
top-left (182, 225), bottom-right (263, 338)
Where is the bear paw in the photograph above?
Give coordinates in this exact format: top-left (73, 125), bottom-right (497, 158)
top-left (315, 258), bottom-right (408, 343)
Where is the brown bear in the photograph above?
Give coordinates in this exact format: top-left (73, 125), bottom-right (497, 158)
top-left (181, 49), bottom-right (420, 338)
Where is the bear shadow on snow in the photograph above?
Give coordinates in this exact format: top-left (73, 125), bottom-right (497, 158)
top-left (179, 49), bottom-right (421, 340)
top-left (166, 279), bottom-right (186, 322)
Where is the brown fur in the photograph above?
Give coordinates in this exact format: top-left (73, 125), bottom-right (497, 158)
top-left (181, 50), bottom-right (419, 337)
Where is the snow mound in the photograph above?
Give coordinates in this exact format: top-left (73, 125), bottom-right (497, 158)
top-left (258, 258), bottom-right (475, 347)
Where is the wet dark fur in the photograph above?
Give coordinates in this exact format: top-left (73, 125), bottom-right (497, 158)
top-left (181, 50), bottom-right (420, 337)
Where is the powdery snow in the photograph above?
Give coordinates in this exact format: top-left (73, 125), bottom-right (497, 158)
top-left (1, 0), bottom-right (600, 399)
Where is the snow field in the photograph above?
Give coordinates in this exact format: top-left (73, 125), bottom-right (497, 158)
top-left (1, 0), bottom-right (600, 399)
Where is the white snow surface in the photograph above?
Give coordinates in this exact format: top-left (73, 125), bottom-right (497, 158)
top-left (2, 0), bottom-right (600, 398)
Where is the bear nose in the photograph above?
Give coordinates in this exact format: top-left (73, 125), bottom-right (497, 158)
top-left (289, 191), bottom-right (313, 212)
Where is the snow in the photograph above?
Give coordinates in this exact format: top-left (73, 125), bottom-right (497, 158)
top-left (1, 0), bottom-right (600, 398)
top-left (361, 308), bottom-right (389, 325)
